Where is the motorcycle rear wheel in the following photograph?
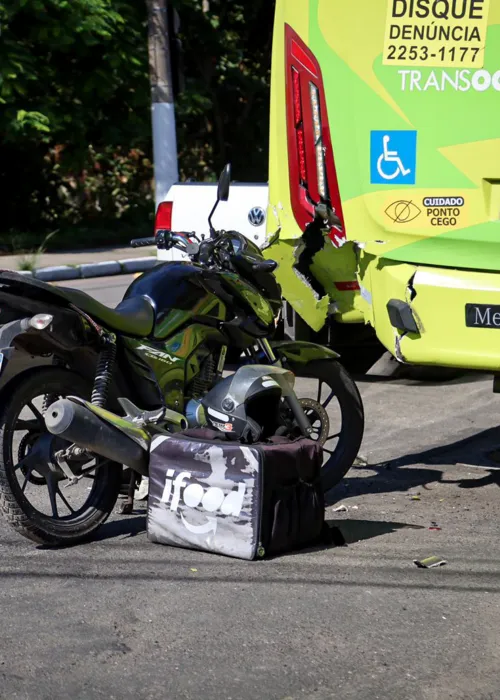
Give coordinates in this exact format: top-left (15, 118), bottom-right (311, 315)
top-left (0, 368), bottom-right (122, 545)
top-left (292, 360), bottom-right (364, 493)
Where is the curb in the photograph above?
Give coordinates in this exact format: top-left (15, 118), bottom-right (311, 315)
top-left (15, 257), bottom-right (157, 282)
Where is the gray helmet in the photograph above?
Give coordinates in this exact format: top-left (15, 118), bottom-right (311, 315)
top-left (201, 365), bottom-right (295, 443)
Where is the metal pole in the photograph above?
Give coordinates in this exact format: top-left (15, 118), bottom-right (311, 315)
top-left (147, 0), bottom-right (179, 210)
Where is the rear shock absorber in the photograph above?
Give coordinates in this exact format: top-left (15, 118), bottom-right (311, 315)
top-left (42, 358), bottom-right (66, 414)
top-left (91, 335), bottom-right (117, 408)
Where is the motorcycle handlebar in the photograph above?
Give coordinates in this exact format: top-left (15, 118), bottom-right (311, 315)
top-left (130, 237), bottom-right (156, 248)
top-left (130, 230), bottom-right (276, 274)
top-left (131, 230), bottom-right (212, 260)
top-left (130, 231), bottom-right (195, 252)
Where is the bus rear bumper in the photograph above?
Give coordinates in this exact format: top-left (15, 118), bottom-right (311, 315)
top-left (368, 263), bottom-right (500, 371)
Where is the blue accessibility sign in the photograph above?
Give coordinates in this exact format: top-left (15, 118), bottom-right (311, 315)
top-left (370, 130), bottom-right (417, 185)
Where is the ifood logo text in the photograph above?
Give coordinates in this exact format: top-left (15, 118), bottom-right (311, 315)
top-left (399, 68), bottom-right (500, 91)
top-left (161, 468), bottom-right (246, 534)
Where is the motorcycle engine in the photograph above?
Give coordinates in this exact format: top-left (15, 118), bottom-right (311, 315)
top-left (184, 354), bottom-right (214, 427)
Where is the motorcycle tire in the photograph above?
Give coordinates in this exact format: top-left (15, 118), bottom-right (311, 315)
top-left (293, 359), bottom-right (364, 493)
top-left (0, 367), bottom-right (122, 545)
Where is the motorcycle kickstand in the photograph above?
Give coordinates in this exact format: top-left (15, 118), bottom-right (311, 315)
top-left (118, 470), bottom-right (139, 515)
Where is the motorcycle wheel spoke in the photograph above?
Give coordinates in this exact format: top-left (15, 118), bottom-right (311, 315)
top-left (322, 390), bottom-right (335, 410)
top-left (327, 432), bottom-right (340, 441)
top-left (13, 454), bottom-right (32, 474)
top-left (20, 464), bottom-right (35, 493)
top-left (56, 485), bottom-right (75, 514)
top-left (27, 402), bottom-right (43, 424)
top-left (46, 479), bottom-right (59, 519)
top-left (316, 381), bottom-right (323, 404)
top-left (14, 418), bottom-right (40, 431)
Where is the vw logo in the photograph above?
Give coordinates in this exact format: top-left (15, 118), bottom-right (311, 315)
top-left (248, 206), bottom-right (265, 227)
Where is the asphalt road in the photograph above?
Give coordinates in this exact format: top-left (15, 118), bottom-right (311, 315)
top-left (1, 275), bottom-right (500, 700)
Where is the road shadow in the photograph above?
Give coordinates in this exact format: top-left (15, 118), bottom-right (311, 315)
top-left (86, 514), bottom-right (421, 549)
top-left (93, 514), bottom-right (147, 541)
top-left (329, 518), bottom-right (422, 545)
top-left (36, 507), bottom-right (419, 553)
top-left (271, 518), bottom-right (422, 558)
top-left (372, 426), bottom-right (500, 472)
top-left (354, 351), bottom-right (489, 385)
top-left (36, 513), bottom-right (148, 550)
top-left (325, 464), bottom-right (445, 505)
top-left (353, 369), bottom-right (487, 387)
top-left (325, 426), bottom-right (500, 505)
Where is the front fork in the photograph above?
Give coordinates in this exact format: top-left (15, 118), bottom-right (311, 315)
top-left (257, 338), bottom-right (313, 437)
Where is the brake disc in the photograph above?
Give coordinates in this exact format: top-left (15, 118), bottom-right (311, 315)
top-left (299, 397), bottom-right (329, 445)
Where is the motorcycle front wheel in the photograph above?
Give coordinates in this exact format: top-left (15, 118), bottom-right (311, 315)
top-left (291, 360), bottom-right (364, 493)
top-left (0, 367), bottom-right (122, 545)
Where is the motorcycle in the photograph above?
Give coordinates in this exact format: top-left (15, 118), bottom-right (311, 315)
top-left (0, 165), bottom-right (364, 545)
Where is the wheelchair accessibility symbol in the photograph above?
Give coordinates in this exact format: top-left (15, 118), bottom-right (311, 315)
top-left (370, 130), bottom-right (417, 185)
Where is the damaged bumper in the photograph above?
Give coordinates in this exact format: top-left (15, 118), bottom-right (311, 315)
top-left (365, 260), bottom-right (500, 371)
top-left (264, 237), bottom-right (363, 332)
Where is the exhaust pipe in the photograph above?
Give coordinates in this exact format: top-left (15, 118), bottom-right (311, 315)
top-left (45, 397), bottom-right (149, 475)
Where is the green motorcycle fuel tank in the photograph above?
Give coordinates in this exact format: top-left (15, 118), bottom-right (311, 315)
top-left (119, 261), bottom-right (277, 411)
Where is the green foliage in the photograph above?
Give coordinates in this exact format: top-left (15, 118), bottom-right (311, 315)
top-left (173, 0), bottom-right (274, 182)
top-left (0, 0), bottom-right (274, 248)
top-left (17, 229), bottom-right (57, 271)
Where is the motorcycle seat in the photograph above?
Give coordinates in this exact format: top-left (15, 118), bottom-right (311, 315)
top-left (0, 271), bottom-right (155, 337)
top-left (63, 288), bottom-right (155, 337)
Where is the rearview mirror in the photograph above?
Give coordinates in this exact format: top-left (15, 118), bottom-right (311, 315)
top-left (208, 163), bottom-right (232, 237)
top-left (217, 164), bottom-right (231, 202)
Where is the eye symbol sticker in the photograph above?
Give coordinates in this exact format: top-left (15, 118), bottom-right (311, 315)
top-left (385, 200), bottom-right (421, 224)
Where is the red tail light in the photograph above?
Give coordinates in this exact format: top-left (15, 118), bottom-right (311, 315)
top-left (296, 126), bottom-right (307, 182)
top-left (291, 68), bottom-right (307, 183)
top-left (154, 201), bottom-right (173, 236)
top-left (285, 24), bottom-right (345, 245)
top-left (292, 68), bottom-right (302, 124)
